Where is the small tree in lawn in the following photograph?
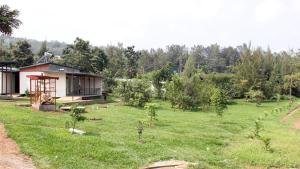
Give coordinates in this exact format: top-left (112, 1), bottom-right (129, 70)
top-left (66, 106), bottom-right (86, 134)
top-left (210, 88), bottom-right (227, 117)
top-left (144, 103), bottom-right (158, 126)
top-left (137, 120), bottom-right (144, 143)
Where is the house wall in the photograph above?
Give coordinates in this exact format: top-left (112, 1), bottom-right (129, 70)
top-left (20, 71), bottom-right (67, 98)
top-left (0, 72), bottom-right (16, 94)
top-left (20, 71), bottom-right (43, 95)
top-left (95, 77), bottom-right (102, 94)
top-left (44, 72), bottom-right (66, 98)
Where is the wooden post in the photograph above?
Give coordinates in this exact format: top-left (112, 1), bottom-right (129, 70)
top-left (10, 66), bottom-right (12, 96)
top-left (29, 79), bottom-right (32, 104)
top-left (94, 77), bottom-right (95, 95)
top-left (83, 76), bottom-right (85, 96)
top-left (5, 64), bottom-right (7, 94)
top-left (54, 79), bottom-right (56, 111)
top-left (1, 65), bottom-right (3, 94)
top-left (88, 77), bottom-right (90, 95)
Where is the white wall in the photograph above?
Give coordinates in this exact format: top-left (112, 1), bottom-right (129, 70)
top-left (44, 72), bottom-right (66, 97)
top-left (20, 72), bottom-right (66, 97)
top-left (0, 72), bottom-right (16, 94)
top-left (20, 71), bottom-right (43, 95)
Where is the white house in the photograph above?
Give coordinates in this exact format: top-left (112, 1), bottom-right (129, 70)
top-left (0, 62), bottom-right (19, 96)
top-left (19, 63), bottom-right (102, 98)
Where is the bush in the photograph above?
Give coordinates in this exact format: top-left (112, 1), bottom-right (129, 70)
top-left (210, 88), bottom-right (228, 117)
top-left (245, 89), bottom-right (265, 106)
top-left (115, 79), bottom-right (151, 107)
top-left (24, 89), bottom-right (30, 97)
top-left (165, 74), bottom-right (225, 110)
top-left (144, 103), bottom-right (158, 126)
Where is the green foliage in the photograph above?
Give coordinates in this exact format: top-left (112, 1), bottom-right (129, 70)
top-left (115, 79), bottom-right (151, 107)
top-left (62, 37), bottom-right (93, 72)
top-left (102, 69), bottom-right (117, 93)
top-left (12, 40), bottom-right (34, 67)
top-left (0, 5), bottom-right (21, 35)
top-left (253, 119), bottom-right (263, 138)
top-left (144, 103), bottom-right (158, 126)
top-left (91, 47), bottom-right (108, 73)
top-left (124, 46), bottom-right (141, 79)
top-left (245, 89), bottom-right (265, 106)
top-left (183, 55), bottom-right (197, 78)
top-left (283, 73), bottom-right (300, 99)
top-left (210, 88), bottom-right (227, 117)
top-left (152, 63), bottom-right (173, 98)
top-left (65, 106), bottom-right (86, 134)
top-left (137, 120), bottom-right (144, 143)
top-left (205, 73), bottom-right (236, 98)
top-left (1, 99), bottom-right (300, 168)
top-left (165, 73), bottom-right (220, 110)
top-left (261, 137), bottom-right (272, 152)
top-left (24, 89), bottom-right (29, 97)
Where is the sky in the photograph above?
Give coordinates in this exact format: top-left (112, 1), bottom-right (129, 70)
top-left (2, 0), bottom-right (300, 51)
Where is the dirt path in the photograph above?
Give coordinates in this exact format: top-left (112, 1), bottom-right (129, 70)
top-left (281, 105), bottom-right (300, 123)
top-left (294, 118), bottom-right (300, 129)
top-left (0, 123), bottom-right (36, 169)
top-left (281, 104), bottom-right (300, 130)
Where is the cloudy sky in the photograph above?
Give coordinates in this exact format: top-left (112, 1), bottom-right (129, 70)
top-left (2, 0), bottom-right (300, 51)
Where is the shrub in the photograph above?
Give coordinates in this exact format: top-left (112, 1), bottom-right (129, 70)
top-left (245, 89), bottom-right (265, 106)
top-left (115, 79), bottom-right (151, 107)
top-left (65, 106), bottom-right (86, 134)
top-left (144, 103), bottom-right (158, 126)
top-left (24, 89), bottom-right (30, 97)
top-left (210, 88), bottom-right (228, 117)
top-left (261, 137), bottom-right (272, 152)
top-left (137, 120), bottom-right (144, 143)
top-left (165, 74), bottom-right (216, 110)
top-left (253, 119), bottom-right (262, 138)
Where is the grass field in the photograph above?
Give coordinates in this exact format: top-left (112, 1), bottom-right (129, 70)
top-left (0, 98), bottom-right (300, 169)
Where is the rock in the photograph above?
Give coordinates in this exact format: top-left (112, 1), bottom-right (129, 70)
top-left (68, 128), bottom-right (86, 135)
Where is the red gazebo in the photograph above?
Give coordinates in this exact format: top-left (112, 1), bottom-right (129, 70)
top-left (26, 75), bottom-right (59, 111)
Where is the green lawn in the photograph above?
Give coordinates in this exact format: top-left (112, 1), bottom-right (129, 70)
top-left (0, 98), bottom-right (300, 169)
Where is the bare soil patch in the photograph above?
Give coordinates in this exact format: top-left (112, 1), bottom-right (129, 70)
top-left (294, 118), bottom-right (300, 129)
top-left (142, 160), bottom-right (190, 169)
top-left (0, 123), bottom-right (36, 169)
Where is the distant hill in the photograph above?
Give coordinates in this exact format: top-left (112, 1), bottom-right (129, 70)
top-left (0, 36), bottom-right (68, 55)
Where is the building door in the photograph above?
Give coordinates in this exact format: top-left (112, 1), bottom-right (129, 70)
top-left (15, 72), bottom-right (19, 93)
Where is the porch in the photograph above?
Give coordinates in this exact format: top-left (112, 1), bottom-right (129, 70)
top-left (66, 73), bottom-right (102, 96)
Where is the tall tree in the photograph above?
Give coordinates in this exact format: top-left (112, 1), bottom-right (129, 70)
top-left (62, 37), bottom-right (93, 72)
top-left (124, 46), bottom-right (140, 78)
top-left (166, 45), bottom-right (188, 73)
top-left (12, 40), bottom-right (34, 67)
top-left (91, 47), bottom-right (108, 73)
top-left (104, 43), bottom-right (126, 77)
top-left (183, 55), bottom-right (197, 78)
top-left (0, 5), bottom-right (21, 35)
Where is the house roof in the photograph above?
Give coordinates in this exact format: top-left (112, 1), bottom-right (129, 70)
top-left (0, 61), bottom-right (17, 66)
top-left (20, 62), bottom-right (80, 71)
top-left (0, 67), bottom-right (19, 72)
top-left (20, 62), bottom-right (102, 78)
